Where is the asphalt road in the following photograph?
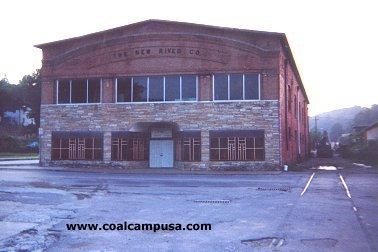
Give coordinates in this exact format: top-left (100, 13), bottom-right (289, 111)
top-left (0, 158), bottom-right (377, 251)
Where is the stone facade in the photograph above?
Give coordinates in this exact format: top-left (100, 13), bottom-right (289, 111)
top-left (40, 101), bottom-right (280, 170)
top-left (36, 20), bottom-right (309, 171)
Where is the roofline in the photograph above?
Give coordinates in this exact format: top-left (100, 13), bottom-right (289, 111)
top-left (365, 121), bottom-right (378, 131)
top-left (281, 35), bottom-right (310, 104)
top-left (34, 19), bottom-right (285, 49)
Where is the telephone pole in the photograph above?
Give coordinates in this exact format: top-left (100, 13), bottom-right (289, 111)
top-left (314, 116), bottom-right (319, 145)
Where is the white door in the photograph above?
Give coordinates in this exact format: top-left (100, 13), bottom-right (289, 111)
top-left (149, 140), bottom-right (174, 168)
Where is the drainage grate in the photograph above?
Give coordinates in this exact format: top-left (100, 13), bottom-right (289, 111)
top-left (257, 187), bottom-right (290, 192)
top-left (193, 199), bottom-right (231, 204)
top-left (241, 237), bottom-right (285, 248)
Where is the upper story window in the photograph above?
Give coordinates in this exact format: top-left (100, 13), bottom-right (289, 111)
top-left (213, 73), bottom-right (260, 101)
top-left (116, 75), bottom-right (197, 103)
top-left (56, 79), bottom-right (101, 104)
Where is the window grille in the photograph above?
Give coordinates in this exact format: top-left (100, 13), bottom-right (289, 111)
top-left (111, 133), bottom-right (148, 161)
top-left (52, 132), bottom-right (103, 160)
top-left (210, 130), bottom-right (264, 161)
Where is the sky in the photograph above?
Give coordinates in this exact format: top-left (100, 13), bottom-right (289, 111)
top-left (1, 0), bottom-right (377, 116)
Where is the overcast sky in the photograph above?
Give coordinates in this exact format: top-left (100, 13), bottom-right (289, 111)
top-left (1, 0), bottom-right (377, 116)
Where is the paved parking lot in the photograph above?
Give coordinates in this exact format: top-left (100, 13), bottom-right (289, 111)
top-left (0, 158), bottom-right (377, 251)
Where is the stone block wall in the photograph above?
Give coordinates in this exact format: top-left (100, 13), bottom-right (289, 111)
top-left (40, 101), bottom-right (280, 170)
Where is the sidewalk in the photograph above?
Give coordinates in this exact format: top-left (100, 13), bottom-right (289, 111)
top-left (0, 159), bottom-right (282, 175)
top-left (0, 159), bottom-right (39, 166)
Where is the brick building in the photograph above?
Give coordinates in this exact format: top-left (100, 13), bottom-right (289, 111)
top-left (36, 20), bottom-right (309, 170)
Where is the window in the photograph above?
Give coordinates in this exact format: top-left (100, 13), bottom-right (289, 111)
top-left (288, 85), bottom-right (292, 112)
top-left (181, 75), bottom-right (197, 101)
top-left (165, 76), bottom-right (180, 101)
top-left (210, 130), bottom-right (264, 161)
top-left (230, 74), bottom-right (243, 100)
top-left (111, 132), bottom-right (148, 161)
top-left (71, 79), bottom-right (87, 103)
top-left (88, 79), bottom-right (101, 103)
top-left (56, 79), bottom-right (102, 104)
top-left (245, 74), bottom-right (259, 100)
top-left (117, 78), bottom-right (132, 102)
top-left (52, 132), bottom-right (103, 160)
top-left (175, 131), bottom-right (201, 161)
top-left (116, 75), bottom-right (197, 103)
top-left (213, 74), bottom-right (228, 100)
top-left (149, 76), bottom-right (164, 102)
top-left (213, 73), bottom-right (260, 101)
top-left (58, 80), bottom-right (70, 104)
top-left (133, 77), bottom-right (148, 102)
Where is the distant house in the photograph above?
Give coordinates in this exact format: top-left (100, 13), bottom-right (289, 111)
top-left (2, 107), bottom-right (35, 126)
top-left (364, 122), bottom-right (378, 142)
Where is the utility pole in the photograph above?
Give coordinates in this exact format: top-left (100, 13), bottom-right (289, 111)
top-left (314, 116), bottom-right (319, 146)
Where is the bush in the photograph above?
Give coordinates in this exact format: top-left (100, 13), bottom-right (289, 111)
top-left (0, 136), bottom-right (27, 152)
top-left (358, 141), bottom-right (378, 165)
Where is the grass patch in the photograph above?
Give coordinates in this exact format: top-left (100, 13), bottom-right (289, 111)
top-left (0, 152), bottom-right (39, 159)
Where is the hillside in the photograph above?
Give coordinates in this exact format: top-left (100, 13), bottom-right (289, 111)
top-left (309, 106), bottom-right (364, 134)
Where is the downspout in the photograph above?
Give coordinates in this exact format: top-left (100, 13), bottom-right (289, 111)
top-left (297, 86), bottom-right (301, 159)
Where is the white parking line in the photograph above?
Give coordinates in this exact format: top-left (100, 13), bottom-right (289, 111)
top-left (339, 174), bottom-right (352, 199)
top-left (301, 172), bottom-right (315, 196)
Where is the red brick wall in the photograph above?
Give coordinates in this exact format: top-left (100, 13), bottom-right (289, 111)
top-left (279, 50), bottom-right (309, 165)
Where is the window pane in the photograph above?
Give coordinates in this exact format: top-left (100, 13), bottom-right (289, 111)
top-left (214, 74), bottom-right (228, 100)
top-left (229, 74), bottom-right (243, 100)
top-left (245, 74), bottom-right (259, 100)
top-left (88, 79), bottom-right (101, 103)
top-left (219, 149), bottom-right (228, 160)
top-left (210, 149), bottom-right (219, 161)
top-left (117, 78), bottom-right (131, 102)
top-left (193, 144), bottom-right (201, 161)
top-left (58, 80), bottom-right (70, 104)
top-left (246, 149), bottom-right (254, 161)
top-left (149, 76), bottom-right (164, 102)
top-left (210, 138), bottom-right (219, 148)
top-left (255, 137), bottom-right (264, 148)
top-left (255, 149), bottom-right (265, 160)
top-left (165, 75), bottom-right (180, 101)
top-left (71, 79), bottom-right (87, 103)
top-left (182, 75), bottom-right (196, 101)
top-left (219, 138), bottom-right (228, 148)
top-left (133, 77), bottom-right (147, 102)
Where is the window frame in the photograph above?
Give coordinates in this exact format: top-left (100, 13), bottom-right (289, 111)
top-left (56, 79), bottom-right (102, 104)
top-left (213, 73), bottom-right (260, 101)
top-left (115, 75), bottom-right (198, 104)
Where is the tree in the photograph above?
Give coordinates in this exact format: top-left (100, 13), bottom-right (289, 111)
top-left (330, 123), bottom-right (343, 142)
top-left (310, 127), bottom-right (322, 149)
top-left (352, 104), bottom-right (378, 127)
top-left (0, 77), bottom-right (24, 115)
top-left (0, 69), bottom-right (41, 130)
top-left (18, 69), bottom-right (41, 127)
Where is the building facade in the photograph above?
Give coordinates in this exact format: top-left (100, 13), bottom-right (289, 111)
top-left (36, 20), bottom-right (309, 170)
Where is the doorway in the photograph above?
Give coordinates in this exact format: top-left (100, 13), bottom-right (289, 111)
top-left (149, 140), bottom-right (174, 168)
